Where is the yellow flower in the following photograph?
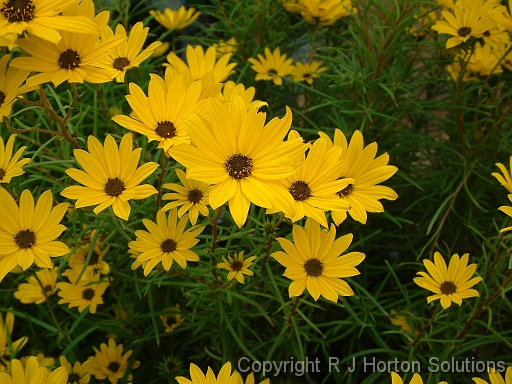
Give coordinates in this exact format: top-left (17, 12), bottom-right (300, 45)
top-left (298, 0), bottom-right (355, 26)
top-left (176, 362), bottom-right (239, 384)
top-left (14, 265), bottom-right (58, 304)
top-left (160, 305), bottom-right (185, 333)
top-left (0, 356), bottom-right (68, 384)
top-left (0, 134), bottom-right (30, 183)
top-left (498, 194), bottom-right (512, 232)
top-left (465, 42), bottom-right (503, 78)
top-left (248, 47), bottom-right (294, 86)
top-left (473, 367), bottom-right (512, 384)
top-left (59, 356), bottom-right (91, 384)
top-left (164, 44), bottom-right (237, 83)
top-left (60, 133), bottom-right (159, 221)
top-left (212, 37), bottom-right (237, 58)
top-left (169, 95), bottom-right (307, 227)
top-left (219, 80), bottom-right (267, 111)
top-left (0, 189), bottom-right (69, 282)
top-left (414, 252), bottom-right (483, 309)
top-left (0, 311), bottom-right (28, 370)
top-left (150, 5), bottom-right (200, 31)
top-left (290, 60), bottom-right (327, 84)
top-left (95, 22), bottom-right (162, 82)
top-left (162, 168), bottom-right (211, 225)
top-left (272, 217), bottom-right (365, 302)
top-left (389, 310), bottom-right (419, 335)
top-left (0, 0), bottom-right (98, 43)
top-left (86, 338), bottom-right (140, 384)
top-left (152, 41), bottom-right (169, 58)
top-left (128, 208), bottom-right (204, 276)
top-left (235, 373), bottom-right (270, 384)
top-left (391, 372), bottom-right (424, 384)
top-left (56, 275), bottom-right (109, 314)
top-left (218, 251), bottom-right (257, 283)
top-left (0, 54), bottom-right (36, 119)
top-left (492, 157), bottom-right (512, 193)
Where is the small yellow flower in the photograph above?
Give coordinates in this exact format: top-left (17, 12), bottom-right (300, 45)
top-left (0, 54), bottom-right (36, 119)
top-left (290, 60), bottom-right (327, 84)
top-left (473, 367), bottom-right (512, 384)
top-left (160, 305), bottom-right (185, 333)
top-left (59, 355), bottom-right (91, 384)
top-left (0, 134), bottom-right (30, 184)
top-left (391, 372), bottom-right (424, 384)
top-left (176, 362), bottom-right (239, 384)
top-left (150, 5), bottom-right (201, 31)
top-left (218, 251), bottom-right (257, 284)
top-left (0, 311), bottom-right (28, 370)
top-left (492, 156), bottom-right (512, 193)
top-left (14, 266), bottom-right (58, 304)
top-left (56, 275), bottom-right (109, 314)
top-left (248, 47), bottom-right (294, 86)
top-left (212, 37), bottom-right (237, 58)
top-left (389, 310), bottom-right (419, 335)
top-left (219, 81), bottom-right (266, 110)
top-left (0, 356), bottom-right (68, 384)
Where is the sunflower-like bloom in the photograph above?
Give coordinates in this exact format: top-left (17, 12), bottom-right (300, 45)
top-left (0, 55), bottom-right (36, 119)
top-left (235, 373), bottom-right (270, 384)
top-left (212, 37), bottom-right (237, 58)
top-left (150, 5), bottom-right (200, 31)
top-left (0, 189), bottom-right (69, 282)
top-left (0, 311), bottom-right (28, 370)
top-left (431, 0), bottom-right (497, 48)
top-left (288, 0), bottom-right (355, 26)
top-left (290, 60), bottom-right (327, 84)
top-left (160, 305), bottom-right (185, 333)
top-left (95, 22), bottom-right (162, 82)
top-left (389, 309), bottom-right (419, 335)
top-left (164, 44), bottom-right (237, 83)
top-left (112, 70), bottom-right (220, 157)
top-left (272, 217), bottom-right (365, 302)
top-left (498, 194), bottom-right (512, 232)
top-left (218, 251), bottom-right (257, 284)
top-left (0, 134), bottom-right (30, 184)
top-left (176, 362), bottom-right (239, 384)
top-left (267, 137), bottom-right (353, 227)
top-left (465, 42), bottom-right (504, 78)
top-left (391, 372), bottom-right (424, 384)
top-left (60, 133), bottom-right (159, 221)
top-left (414, 252), bottom-right (483, 309)
top-left (219, 81), bottom-right (266, 111)
top-left (0, 0), bottom-right (98, 43)
top-left (248, 47), bottom-right (294, 86)
top-left (492, 156), bottom-right (512, 193)
top-left (0, 357), bottom-right (68, 384)
top-left (474, 367), bottom-right (512, 384)
top-left (162, 168), bottom-right (211, 225)
top-left (320, 129), bottom-right (398, 225)
top-left (14, 265), bottom-right (58, 304)
top-left (128, 208), bottom-right (204, 276)
top-left (10, 3), bottom-right (125, 87)
top-left (86, 338), bottom-right (140, 384)
top-left (59, 356), bottom-right (91, 384)
top-left (169, 95), bottom-right (307, 227)
top-left (56, 275), bottom-right (109, 314)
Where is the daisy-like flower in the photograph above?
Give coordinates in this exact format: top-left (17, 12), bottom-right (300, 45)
top-left (95, 22), bottom-right (162, 82)
top-left (176, 362), bottom-right (239, 384)
top-left (0, 54), bottom-right (36, 119)
top-left (212, 37), bottom-right (238, 58)
top-left (0, 189), bottom-right (69, 282)
top-left (150, 5), bottom-right (200, 31)
top-left (0, 134), bottom-right (30, 183)
top-left (60, 133), bottom-right (159, 221)
top-left (169, 95), bottom-right (307, 227)
top-left (267, 137), bottom-right (353, 227)
top-left (296, 0), bottom-right (355, 26)
top-left (391, 372), bottom-right (424, 384)
top-left (389, 310), bottom-right (419, 335)
top-left (86, 338), bottom-right (140, 384)
top-left (498, 194), bottom-right (512, 233)
top-left (162, 168), bottom-right (211, 225)
top-left (465, 42), bottom-right (503, 78)
top-left (10, 5), bottom-right (125, 87)
top-left (413, 252), bottom-right (483, 309)
top-left (56, 275), bottom-right (109, 314)
top-left (0, 357), bottom-right (67, 384)
top-left (59, 356), bottom-right (91, 384)
top-left (431, 0), bottom-right (497, 48)
top-left (320, 129), bottom-right (398, 225)
top-left (160, 305), bottom-right (185, 333)
top-left (112, 70), bottom-right (220, 156)
top-left (164, 44), bottom-right (236, 83)
top-left (14, 265), bottom-right (58, 304)
top-left (235, 373), bottom-right (270, 384)
top-left (290, 60), bottom-right (327, 84)
top-left (0, 0), bottom-right (98, 43)
top-left (473, 367), bottom-right (512, 384)
top-left (492, 156), bottom-right (512, 193)
top-left (0, 311), bottom-right (28, 370)
top-left (272, 217), bottom-right (365, 302)
top-left (217, 251), bottom-right (257, 284)
top-left (128, 208), bottom-right (204, 276)
top-left (248, 47), bottom-right (294, 86)
top-left (219, 81), bottom-right (266, 111)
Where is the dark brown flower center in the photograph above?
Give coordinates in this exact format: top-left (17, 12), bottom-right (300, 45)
top-left (67, 373), bottom-right (81, 383)
top-left (0, 168), bottom-right (6, 180)
top-left (14, 229), bottom-right (36, 249)
top-left (304, 258), bottom-right (323, 277)
top-left (82, 288), bottom-right (95, 300)
top-left (0, 91), bottom-right (5, 106)
top-left (337, 184), bottom-right (354, 197)
top-left (267, 69), bottom-right (277, 75)
top-left (156, 121), bottom-right (176, 139)
top-left (1, 0), bottom-right (35, 22)
top-left (107, 361), bottom-right (120, 373)
top-left (440, 281), bottom-right (457, 294)
top-left (165, 360), bottom-right (179, 373)
top-left (303, 73), bottom-right (312, 78)
top-left (161, 239), bottom-right (177, 253)
top-left (43, 285), bottom-right (53, 293)
top-left (88, 251), bottom-right (100, 266)
top-left (289, 180), bottom-right (311, 201)
top-left (58, 49), bottom-right (81, 70)
top-left (187, 189), bottom-right (203, 204)
top-left (483, 30), bottom-right (490, 37)
top-left (166, 316), bottom-right (177, 326)
top-left (225, 154), bottom-right (252, 180)
top-left (113, 57), bottom-right (130, 70)
top-left (104, 177), bottom-right (125, 197)
top-left (457, 27), bottom-right (471, 37)
top-left (231, 261), bottom-right (243, 271)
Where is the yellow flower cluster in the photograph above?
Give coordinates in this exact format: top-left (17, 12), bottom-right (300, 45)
top-left (282, 0), bottom-right (356, 27)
